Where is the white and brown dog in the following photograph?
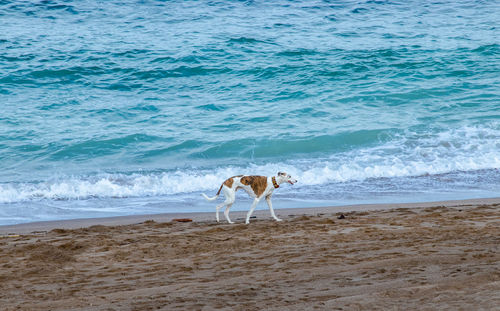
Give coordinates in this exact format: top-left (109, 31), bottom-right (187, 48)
top-left (202, 172), bottom-right (297, 224)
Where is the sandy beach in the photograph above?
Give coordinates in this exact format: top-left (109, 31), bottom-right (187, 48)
top-left (1, 199), bottom-right (499, 310)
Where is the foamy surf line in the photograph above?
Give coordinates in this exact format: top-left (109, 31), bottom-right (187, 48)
top-left (3, 123), bottom-right (500, 203)
top-left (1, 162), bottom-right (500, 203)
top-left (2, 197), bottom-right (500, 235)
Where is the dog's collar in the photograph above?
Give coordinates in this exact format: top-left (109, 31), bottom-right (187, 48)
top-left (272, 176), bottom-right (279, 189)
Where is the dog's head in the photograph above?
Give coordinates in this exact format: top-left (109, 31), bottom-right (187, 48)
top-left (277, 172), bottom-right (297, 185)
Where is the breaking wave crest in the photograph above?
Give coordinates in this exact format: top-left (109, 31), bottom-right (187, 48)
top-left (2, 125), bottom-right (500, 203)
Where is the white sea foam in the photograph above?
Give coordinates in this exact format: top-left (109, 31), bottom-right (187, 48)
top-left (1, 125), bottom-right (500, 203)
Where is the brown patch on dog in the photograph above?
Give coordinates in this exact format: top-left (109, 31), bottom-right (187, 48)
top-left (241, 176), bottom-right (268, 197)
top-left (224, 175), bottom-right (245, 189)
top-left (223, 178), bottom-right (234, 188)
top-left (240, 176), bottom-right (253, 186)
top-left (217, 175), bottom-right (244, 195)
top-left (216, 184), bottom-right (224, 195)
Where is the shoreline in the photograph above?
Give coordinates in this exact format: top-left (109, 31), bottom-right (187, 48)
top-left (2, 197), bottom-right (500, 235)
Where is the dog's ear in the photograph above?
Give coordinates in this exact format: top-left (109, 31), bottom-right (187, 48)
top-left (278, 172), bottom-right (285, 176)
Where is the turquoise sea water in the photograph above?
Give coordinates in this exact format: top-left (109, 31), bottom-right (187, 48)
top-left (1, 0), bottom-right (499, 225)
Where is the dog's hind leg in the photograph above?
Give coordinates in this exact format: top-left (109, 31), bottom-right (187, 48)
top-left (220, 189), bottom-right (235, 224)
top-left (214, 187), bottom-right (233, 223)
top-left (217, 197), bottom-right (234, 223)
top-left (215, 202), bottom-right (225, 223)
top-left (224, 203), bottom-right (234, 224)
top-left (266, 195), bottom-right (282, 222)
top-left (245, 198), bottom-right (260, 224)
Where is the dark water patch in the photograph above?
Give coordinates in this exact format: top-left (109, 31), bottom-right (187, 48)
top-left (456, 93), bottom-right (498, 102)
top-left (49, 134), bottom-right (164, 161)
top-left (39, 100), bottom-right (80, 111)
top-left (112, 49), bottom-right (153, 58)
top-left (325, 14), bottom-right (337, 22)
top-left (273, 23), bottom-right (292, 28)
top-left (29, 68), bottom-right (83, 79)
top-left (317, 69), bottom-right (348, 79)
top-left (282, 107), bottom-right (331, 119)
top-left (45, 4), bottom-right (78, 14)
top-left (129, 104), bottom-right (160, 113)
top-left (149, 54), bottom-right (207, 64)
top-left (0, 54), bottom-right (37, 62)
top-left (344, 48), bottom-right (407, 62)
top-left (382, 33), bottom-right (410, 40)
top-left (210, 122), bottom-right (244, 132)
top-left (445, 69), bottom-right (474, 78)
top-left (242, 64), bottom-right (303, 80)
top-left (178, 55), bottom-right (208, 64)
top-left (0, 75), bottom-right (37, 85)
top-left (106, 82), bottom-right (143, 92)
top-left (0, 66), bottom-right (115, 86)
top-left (366, 0), bottom-right (391, 4)
top-left (271, 90), bottom-right (309, 101)
top-left (86, 107), bottom-right (137, 121)
top-left (351, 7), bottom-right (369, 14)
top-left (390, 59), bottom-right (437, 70)
top-left (227, 37), bottom-right (276, 46)
top-left (195, 104), bottom-right (226, 111)
top-left (132, 65), bottom-right (229, 80)
top-left (472, 44), bottom-right (499, 55)
top-left (247, 116), bottom-right (271, 123)
top-left (340, 62), bottom-right (370, 73)
top-left (149, 56), bottom-right (175, 64)
top-left (276, 48), bottom-right (320, 57)
top-left (336, 31), bottom-right (360, 38)
top-left (142, 140), bottom-right (204, 159)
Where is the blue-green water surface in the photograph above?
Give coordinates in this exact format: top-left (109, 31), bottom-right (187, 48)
top-left (1, 0), bottom-right (499, 225)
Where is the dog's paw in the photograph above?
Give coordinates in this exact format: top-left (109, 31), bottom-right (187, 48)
top-left (275, 218), bottom-right (283, 222)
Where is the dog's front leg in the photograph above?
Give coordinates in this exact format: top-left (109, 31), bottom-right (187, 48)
top-left (245, 198), bottom-right (260, 224)
top-left (266, 195), bottom-right (282, 222)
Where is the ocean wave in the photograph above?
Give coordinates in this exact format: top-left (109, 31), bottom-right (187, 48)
top-left (0, 171), bottom-right (226, 203)
top-left (1, 124), bottom-right (500, 203)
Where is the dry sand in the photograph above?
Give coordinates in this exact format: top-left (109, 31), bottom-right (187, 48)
top-left (0, 199), bottom-right (499, 310)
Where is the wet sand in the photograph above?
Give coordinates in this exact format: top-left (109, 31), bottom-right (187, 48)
top-left (1, 200), bottom-right (499, 310)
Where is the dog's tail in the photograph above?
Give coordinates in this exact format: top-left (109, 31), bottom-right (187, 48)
top-left (201, 184), bottom-right (223, 201)
top-left (201, 193), bottom-right (219, 201)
